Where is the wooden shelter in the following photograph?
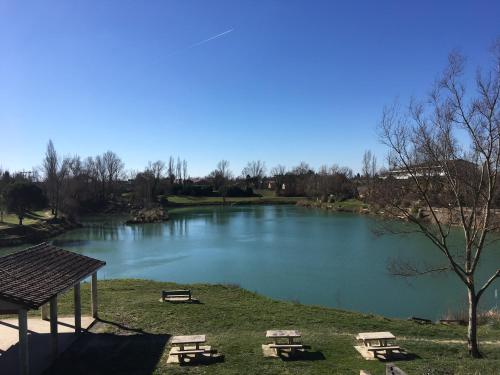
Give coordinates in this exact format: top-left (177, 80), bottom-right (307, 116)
top-left (0, 243), bottom-right (106, 375)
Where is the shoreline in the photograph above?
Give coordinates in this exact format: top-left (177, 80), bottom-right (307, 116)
top-left (296, 199), bottom-right (371, 214)
top-left (0, 218), bottom-right (82, 248)
top-left (164, 195), bottom-right (306, 207)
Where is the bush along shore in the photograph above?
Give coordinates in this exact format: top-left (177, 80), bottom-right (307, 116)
top-left (125, 207), bottom-right (170, 224)
top-left (45, 279), bottom-right (500, 375)
top-left (297, 198), bottom-right (371, 214)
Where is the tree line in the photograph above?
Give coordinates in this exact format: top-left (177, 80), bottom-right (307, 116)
top-left (0, 142), bottom-right (370, 222)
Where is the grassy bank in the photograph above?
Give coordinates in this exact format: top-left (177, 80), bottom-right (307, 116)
top-left (0, 210), bottom-right (81, 247)
top-left (165, 194), bottom-right (306, 207)
top-left (0, 210), bottom-right (51, 227)
top-left (48, 279), bottom-right (500, 374)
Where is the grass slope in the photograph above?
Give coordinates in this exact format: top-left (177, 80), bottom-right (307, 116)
top-left (165, 194), bottom-right (305, 206)
top-left (47, 280), bottom-right (500, 375)
top-left (0, 210), bottom-right (51, 228)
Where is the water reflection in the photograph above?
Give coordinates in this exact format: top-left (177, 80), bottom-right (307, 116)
top-left (52, 239), bottom-right (90, 247)
top-left (128, 223), bottom-right (165, 240)
top-left (168, 216), bottom-right (189, 237)
top-left (83, 219), bottom-right (123, 241)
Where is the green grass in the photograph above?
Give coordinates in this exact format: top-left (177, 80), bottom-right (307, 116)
top-left (48, 279), bottom-right (500, 374)
top-left (0, 210), bottom-right (52, 227)
top-left (165, 194), bottom-right (305, 206)
top-left (334, 199), bottom-right (368, 210)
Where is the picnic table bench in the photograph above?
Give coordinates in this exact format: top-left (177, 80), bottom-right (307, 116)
top-left (356, 332), bottom-right (396, 346)
top-left (366, 345), bottom-right (401, 356)
top-left (162, 289), bottom-right (194, 302)
top-left (356, 332), bottom-right (401, 358)
top-left (266, 330), bottom-right (304, 353)
top-left (170, 335), bottom-right (209, 361)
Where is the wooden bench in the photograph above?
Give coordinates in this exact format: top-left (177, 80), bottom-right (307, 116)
top-left (170, 349), bottom-right (207, 361)
top-left (269, 344), bottom-right (304, 349)
top-left (269, 343), bottom-right (304, 354)
top-left (162, 290), bottom-right (193, 302)
top-left (170, 349), bottom-right (206, 355)
top-left (366, 345), bottom-right (401, 357)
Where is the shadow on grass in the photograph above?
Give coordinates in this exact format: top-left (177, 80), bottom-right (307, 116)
top-left (44, 320), bottom-right (170, 375)
top-left (163, 299), bottom-right (203, 305)
top-left (178, 352), bottom-right (225, 366)
top-left (25, 211), bottom-right (45, 219)
top-left (377, 351), bottom-right (421, 362)
top-left (96, 318), bottom-right (151, 334)
top-left (279, 346), bottom-right (326, 362)
top-left (0, 331), bottom-right (78, 375)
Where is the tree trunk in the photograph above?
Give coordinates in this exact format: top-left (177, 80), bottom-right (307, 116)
top-left (54, 185), bottom-right (59, 219)
top-left (467, 288), bottom-right (481, 358)
top-left (18, 216), bottom-right (23, 225)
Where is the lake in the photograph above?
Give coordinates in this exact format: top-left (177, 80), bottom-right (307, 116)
top-left (4, 205), bottom-right (500, 319)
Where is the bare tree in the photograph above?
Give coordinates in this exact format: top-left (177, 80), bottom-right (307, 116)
top-left (362, 150), bottom-right (372, 179)
top-left (292, 161), bottom-right (312, 175)
top-left (134, 170), bottom-right (155, 207)
top-left (362, 150), bottom-right (378, 197)
top-left (176, 157), bottom-right (182, 183)
top-left (103, 151), bottom-right (124, 196)
top-left (95, 155), bottom-right (107, 198)
top-left (148, 160), bottom-right (165, 196)
top-left (83, 156), bottom-right (100, 198)
top-left (242, 160), bottom-right (266, 189)
top-left (182, 159), bottom-right (188, 184)
top-left (379, 43), bottom-right (500, 357)
top-left (217, 160), bottom-right (231, 180)
top-left (42, 140), bottom-right (58, 216)
top-left (167, 156), bottom-right (175, 185)
top-left (42, 140), bottom-right (69, 218)
top-left (211, 160), bottom-right (232, 204)
top-left (362, 150), bottom-right (377, 178)
top-left (0, 168), bottom-right (4, 222)
top-left (270, 165), bottom-right (287, 193)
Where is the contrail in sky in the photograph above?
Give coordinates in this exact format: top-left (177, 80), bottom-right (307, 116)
top-left (168, 28), bottom-right (234, 56)
top-left (189, 28), bottom-right (234, 48)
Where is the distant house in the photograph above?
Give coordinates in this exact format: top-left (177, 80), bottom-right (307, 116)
top-left (382, 159), bottom-right (478, 180)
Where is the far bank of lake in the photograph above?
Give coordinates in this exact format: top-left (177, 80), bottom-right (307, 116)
top-left (2, 205), bottom-right (499, 319)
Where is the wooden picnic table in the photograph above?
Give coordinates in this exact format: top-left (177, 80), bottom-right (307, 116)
top-left (171, 335), bottom-right (206, 350)
top-left (357, 331), bottom-right (396, 347)
top-left (266, 330), bottom-right (301, 345)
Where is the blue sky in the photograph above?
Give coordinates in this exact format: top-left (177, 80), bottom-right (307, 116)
top-left (1, 0), bottom-right (499, 177)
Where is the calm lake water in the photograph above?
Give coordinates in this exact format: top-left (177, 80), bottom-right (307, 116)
top-left (4, 205), bottom-right (500, 319)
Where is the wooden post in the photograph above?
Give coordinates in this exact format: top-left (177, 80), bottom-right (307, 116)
top-left (18, 309), bottom-right (29, 375)
top-left (41, 304), bottom-right (49, 321)
top-left (74, 283), bottom-right (81, 334)
top-left (50, 296), bottom-right (58, 360)
top-left (91, 272), bottom-right (98, 318)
